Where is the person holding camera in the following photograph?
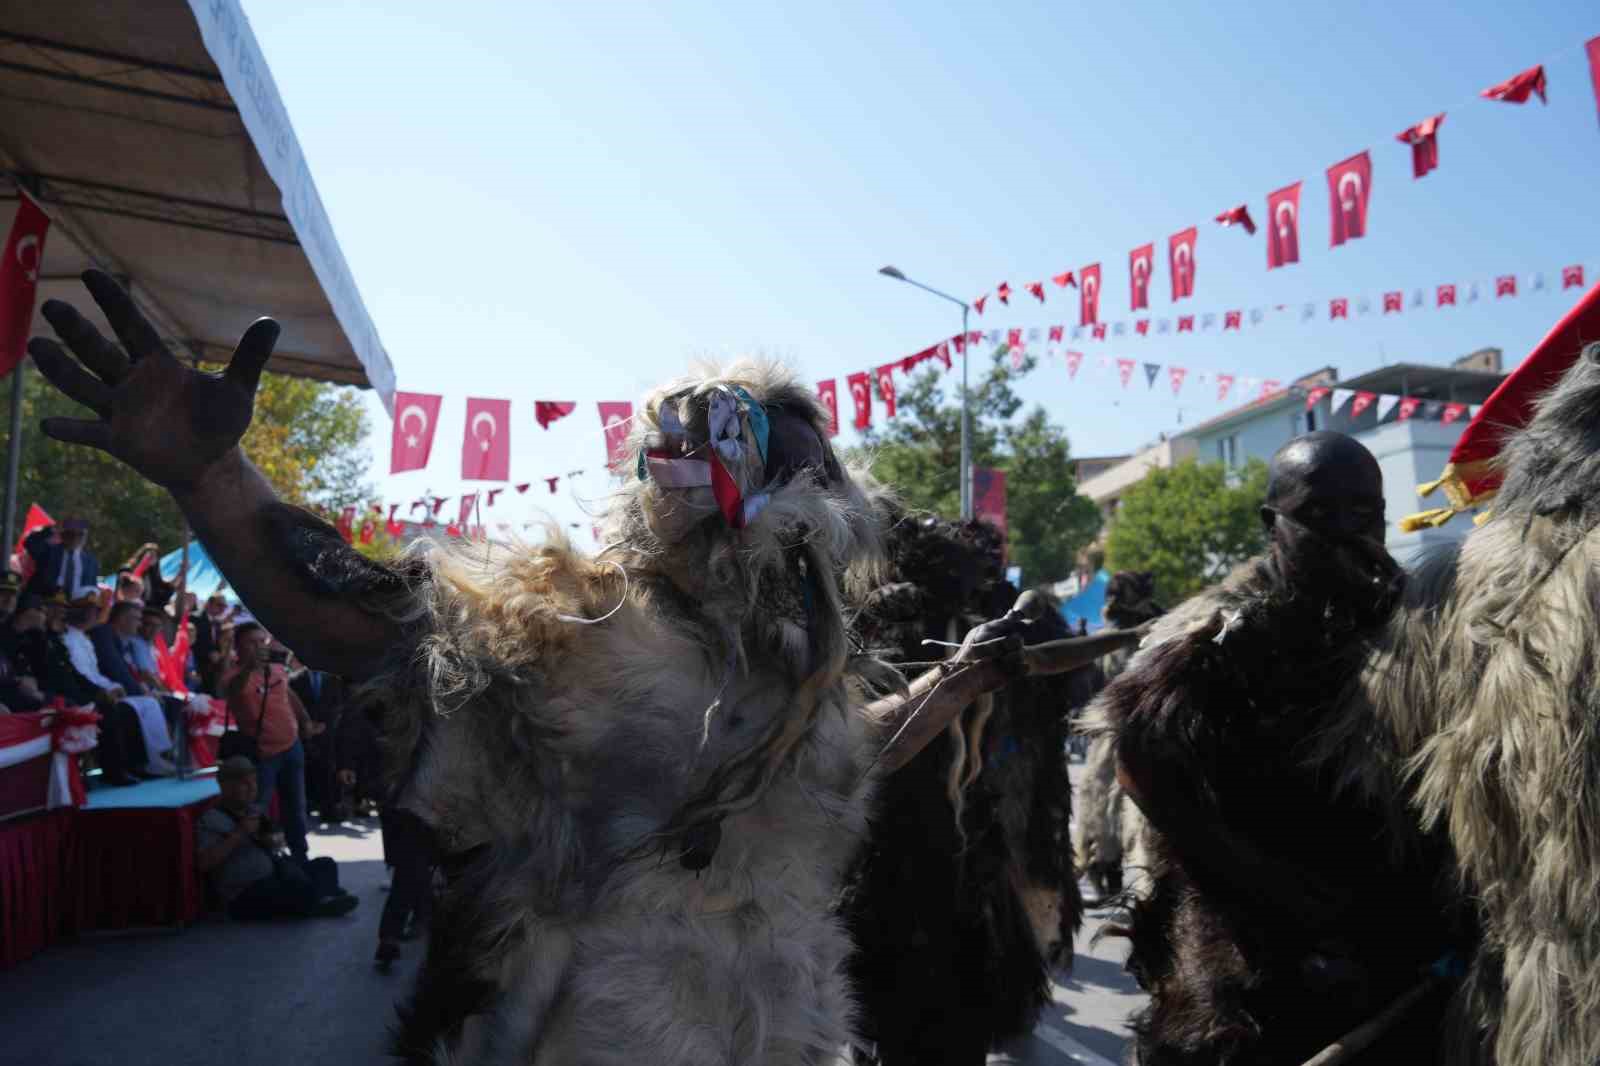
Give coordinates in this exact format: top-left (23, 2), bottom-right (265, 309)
top-left (196, 756), bottom-right (357, 920)
top-left (221, 623), bottom-right (324, 862)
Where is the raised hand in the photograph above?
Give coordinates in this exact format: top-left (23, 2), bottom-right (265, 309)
top-left (27, 270), bottom-right (280, 492)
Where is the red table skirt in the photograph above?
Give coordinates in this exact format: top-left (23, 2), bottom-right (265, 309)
top-left (0, 808), bottom-right (82, 969)
top-left (74, 800), bottom-right (216, 932)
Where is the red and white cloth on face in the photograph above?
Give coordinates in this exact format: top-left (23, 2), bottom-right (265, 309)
top-left (640, 386), bottom-right (772, 532)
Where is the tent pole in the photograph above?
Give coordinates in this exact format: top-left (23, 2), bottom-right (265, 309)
top-left (2, 363), bottom-right (25, 565)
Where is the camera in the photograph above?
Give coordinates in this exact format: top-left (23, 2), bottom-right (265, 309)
top-left (267, 647), bottom-right (290, 666)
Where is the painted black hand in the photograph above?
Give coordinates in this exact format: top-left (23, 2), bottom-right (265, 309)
top-left (27, 270), bottom-right (279, 492)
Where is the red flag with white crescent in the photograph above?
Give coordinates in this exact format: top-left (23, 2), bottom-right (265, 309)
top-left (1563, 265), bottom-right (1585, 290)
top-left (1115, 358), bottom-right (1135, 388)
top-left (1350, 391), bottom-right (1377, 417)
top-left (1169, 366), bottom-right (1187, 395)
top-left (1026, 281), bottom-right (1046, 303)
top-left (1216, 373), bottom-right (1235, 403)
top-left (1441, 402), bottom-right (1468, 424)
top-left (1079, 263), bottom-right (1101, 326)
top-left (1305, 386), bottom-right (1331, 411)
top-left (1326, 151), bottom-right (1372, 247)
top-left (1481, 64), bottom-right (1547, 104)
top-left (875, 364), bottom-right (897, 419)
top-left (597, 401), bottom-right (633, 467)
top-left (1167, 228), bottom-right (1196, 301)
top-left (1266, 182), bottom-right (1302, 269)
top-left (1496, 275), bottom-right (1518, 298)
top-left (1396, 114), bottom-right (1444, 179)
top-left (1437, 284), bottom-right (1457, 306)
top-left (0, 192), bottom-right (49, 379)
top-left (1397, 396), bottom-right (1422, 421)
top-left (462, 397), bottom-right (511, 481)
top-left (846, 371), bottom-right (872, 430)
top-left (1048, 325), bottom-right (1063, 343)
top-left (817, 379), bottom-right (840, 437)
top-left (1214, 205), bottom-right (1256, 235)
top-left (1064, 351), bottom-right (1083, 379)
top-left (1052, 271), bottom-right (1076, 288)
top-left (1129, 243), bottom-right (1154, 311)
top-left (390, 391), bottom-right (442, 474)
top-left (996, 282), bottom-right (1011, 305)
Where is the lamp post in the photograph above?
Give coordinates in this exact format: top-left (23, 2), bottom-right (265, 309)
top-left (877, 266), bottom-right (972, 520)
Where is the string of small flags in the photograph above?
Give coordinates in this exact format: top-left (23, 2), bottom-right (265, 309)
top-left (962, 39), bottom-right (1600, 322)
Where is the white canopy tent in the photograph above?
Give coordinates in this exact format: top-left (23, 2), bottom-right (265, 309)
top-left (0, 0), bottom-right (395, 398)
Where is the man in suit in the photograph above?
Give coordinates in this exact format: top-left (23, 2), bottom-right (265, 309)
top-left (86, 600), bottom-right (177, 775)
top-left (47, 600), bottom-right (150, 786)
top-left (23, 517), bottom-right (99, 601)
top-left (190, 591), bottom-right (231, 695)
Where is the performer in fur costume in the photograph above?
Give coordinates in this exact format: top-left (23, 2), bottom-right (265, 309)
top-left (1072, 570), bottom-right (1163, 902)
top-left (27, 273), bottom-right (1135, 1066)
top-left (841, 513), bottom-right (1083, 1065)
top-left (1085, 432), bottom-right (1469, 1065)
top-left (1331, 282), bottom-right (1600, 1066)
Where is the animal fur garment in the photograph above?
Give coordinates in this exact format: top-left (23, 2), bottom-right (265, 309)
top-left (840, 514), bottom-right (1083, 1066)
top-left (363, 362), bottom-right (912, 1065)
top-left (1073, 572), bottom-right (1163, 902)
top-left (1085, 544), bottom-right (1468, 1066)
top-left (1323, 340), bottom-right (1600, 1066)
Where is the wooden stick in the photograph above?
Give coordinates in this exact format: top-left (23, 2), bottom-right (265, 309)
top-left (1298, 977), bottom-right (1438, 1066)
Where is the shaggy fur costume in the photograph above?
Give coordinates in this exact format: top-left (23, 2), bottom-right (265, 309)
top-left (1073, 571), bottom-right (1164, 901)
top-left (1086, 543), bottom-right (1467, 1065)
top-left (369, 362), bottom-right (909, 1065)
top-left (840, 515), bottom-right (1083, 1065)
top-left (1319, 340), bottom-right (1600, 1066)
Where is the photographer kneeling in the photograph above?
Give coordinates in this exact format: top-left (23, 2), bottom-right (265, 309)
top-left (196, 756), bottom-right (358, 920)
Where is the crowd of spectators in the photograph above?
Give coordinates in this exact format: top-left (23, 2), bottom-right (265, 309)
top-left (2, 516), bottom-right (408, 932)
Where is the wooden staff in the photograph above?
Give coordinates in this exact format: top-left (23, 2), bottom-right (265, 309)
top-left (1298, 977), bottom-right (1438, 1066)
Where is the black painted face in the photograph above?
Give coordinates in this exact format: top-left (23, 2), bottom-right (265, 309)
top-left (1262, 432), bottom-right (1386, 548)
top-left (763, 407), bottom-right (839, 488)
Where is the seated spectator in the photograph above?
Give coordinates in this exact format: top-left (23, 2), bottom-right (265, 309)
top-left (0, 595), bottom-right (48, 713)
top-left (196, 757), bottom-right (358, 920)
top-left (61, 599), bottom-right (175, 776)
top-left (46, 605), bottom-right (149, 786)
top-left (127, 606), bottom-right (169, 691)
top-left (222, 624), bottom-right (325, 861)
top-left (23, 518), bottom-right (98, 602)
top-left (2, 593), bottom-right (50, 683)
top-left (0, 572), bottom-right (18, 627)
top-left (43, 590), bottom-right (66, 638)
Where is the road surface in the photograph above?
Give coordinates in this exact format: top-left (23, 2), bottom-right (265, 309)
top-left (0, 764), bottom-right (1144, 1066)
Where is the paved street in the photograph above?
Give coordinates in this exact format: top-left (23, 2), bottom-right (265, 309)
top-left (0, 762), bottom-right (1143, 1066)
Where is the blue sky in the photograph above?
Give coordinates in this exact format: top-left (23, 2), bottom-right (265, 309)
top-left (239, 1), bottom-right (1600, 539)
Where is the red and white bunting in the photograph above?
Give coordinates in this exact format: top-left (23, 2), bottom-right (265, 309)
top-left (1216, 373), bottom-right (1235, 403)
top-left (875, 364), bottom-right (897, 419)
top-left (1169, 365), bottom-right (1187, 396)
top-left (1116, 358), bottom-right (1135, 388)
top-left (846, 371), bottom-right (872, 430)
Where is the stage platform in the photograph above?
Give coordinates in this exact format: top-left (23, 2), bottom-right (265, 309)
top-left (0, 771), bottom-right (221, 970)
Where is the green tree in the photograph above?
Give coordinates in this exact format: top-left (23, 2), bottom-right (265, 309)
top-left (1103, 457), bottom-right (1269, 604)
top-left (0, 364), bottom-right (373, 568)
top-left (848, 348), bottom-right (1101, 584)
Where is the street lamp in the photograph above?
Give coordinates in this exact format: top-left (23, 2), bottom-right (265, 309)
top-left (877, 265), bottom-right (972, 520)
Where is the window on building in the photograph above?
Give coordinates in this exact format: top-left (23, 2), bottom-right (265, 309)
top-left (1294, 409), bottom-right (1318, 436)
top-left (1216, 434), bottom-right (1237, 467)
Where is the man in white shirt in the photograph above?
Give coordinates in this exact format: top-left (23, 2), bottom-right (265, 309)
top-left (60, 600), bottom-right (175, 775)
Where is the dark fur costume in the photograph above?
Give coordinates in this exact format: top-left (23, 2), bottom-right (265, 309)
top-left (1093, 542), bottom-right (1468, 1065)
top-left (839, 515), bottom-right (1084, 1065)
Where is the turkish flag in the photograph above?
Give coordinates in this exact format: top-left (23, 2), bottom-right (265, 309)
top-left (973, 295), bottom-right (987, 315)
top-left (1564, 265), bottom-right (1585, 290)
top-left (1214, 205), bottom-right (1256, 235)
top-left (458, 494), bottom-right (478, 527)
top-left (1048, 325), bottom-right (1064, 343)
top-left (1481, 64), bottom-right (1547, 104)
top-left (1007, 328), bottom-right (1023, 350)
top-left (1326, 152), bottom-right (1372, 247)
top-left (1091, 323), bottom-right (1106, 341)
top-left (817, 379), bottom-right (840, 437)
top-left (875, 364), bottom-right (897, 419)
top-left (935, 342), bottom-right (952, 370)
top-left (1223, 310), bottom-right (1241, 330)
top-left (1397, 397), bottom-right (1422, 422)
top-left (1350, 392), bottom-right (1376, 418)
top-left (1167, 228), bottom-right (1197, 301)
top-left (1177, 315), bottom-right (1194, 333)
top-left (1437, 284), bottom-right (1457, 306)
top-left (1026, 281), bottom-right (1046, 303)
top-left (1330, 298), bottom-right (1349, 319)
top-left (1052, 271), bottom-right (1076, 288)
top-left (1064, 351), bottom-right (1083, 379)
top-left (1, 192), bottom-right (49, 378)
top-left (336, 507), bottom-right (356, 543)
top-left (1079, 263), bottom-right (1101, 325)
top-left (1135, 319), bottom-right (1149, 336)
top-left (1589, 37), bottom-right (1600, 127)
top-left (846, 372), bottom-right (872, 430)
top-left (1267, 182), bottom-right (1302, 269)
top-left (1396, 114), bottom-right (1444, 179)
top-left (461, 397), bottom-right (511, 481)
top-left (1383, 291), bottom-right (1402, 313)
top-left (996, 282), bottom-right (1011, 305)
top-left (390, 391), bottom-right (442, 474)
top-left (1115, 358), bottom-right (1135, 388)
top-left (1216, 373), bottom-right (1235, 402)
top-left (597, 401), bottom-right (633, 467)
top-left (1496, 275), bottom-right (1517, 298)
top-left (1441, 402), bottom-right (1468, 425)
top-left (535, 401), bottom-right (576, 430)
top-left (1169, 366), bottom-right (1187, 395)
top-left (1305, 386), bottom-right (1331, 411)
top-left (1129, 243), bottom-right (1154, 311)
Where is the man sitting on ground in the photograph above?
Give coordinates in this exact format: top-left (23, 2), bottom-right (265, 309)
top-left (196, 756), bottom-right (358, 920)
